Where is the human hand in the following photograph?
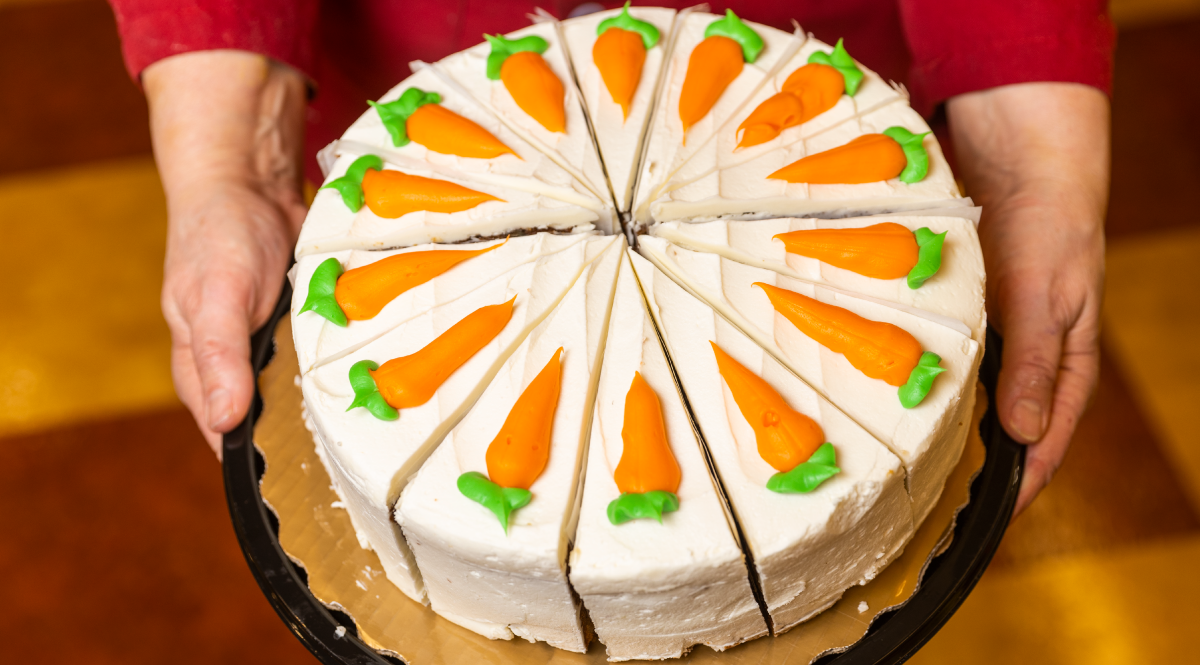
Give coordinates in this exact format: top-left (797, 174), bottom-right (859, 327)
top-left (144, 51), bottom-right (309, 457)
top-left (947, 83), bottom-right (1110, 515)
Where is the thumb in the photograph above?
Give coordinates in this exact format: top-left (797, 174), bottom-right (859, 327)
top-left (190, 286), bottom-right (256, 435)
top-left (996, 301), bottom-right (1063, 445)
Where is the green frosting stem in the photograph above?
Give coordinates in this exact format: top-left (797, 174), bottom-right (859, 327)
top-left (898, 352), bottom-right (946, 409)
top-left (368, 88), bottom-right (442, 147)
top-left (319, 154), bottom-right (384, 211)
top-left (907, 227), bottom-right (947, 289)
top-left (346, 360), bottom-right (399, 421)
top-left (606, 490), bottom-right (680, 525)
top-left (766, 442), bottom-right (840, 493)
top-left (881, 126), bottom-right (930, 184)
top-left (485, 34), bottom-right (550, 80)
top-left (807, 39), bottom-right (864, 97)
top-left (457, 471), bottom-right (532, 533)
top-left (704, 9), bottom-right (764, 63)
top-left (597, 2), bottom-right (661, 49)
top-left (298, 257), bottom-right (348, 327)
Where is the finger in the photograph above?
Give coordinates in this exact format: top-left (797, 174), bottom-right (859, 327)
top-left (189, 281), bottom-right (256, 438)
top-left (995, 290), bottom-right (1064, 445)
top-left (171, 342), bottom-right (225, 458)
top-left (1012, 329), bottom-right (1100, 515)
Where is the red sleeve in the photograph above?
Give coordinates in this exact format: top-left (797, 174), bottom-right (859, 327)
top-left (108, 0), bottom-right (319, 82)
top-left (899, 0), bottom-right (1115, 116)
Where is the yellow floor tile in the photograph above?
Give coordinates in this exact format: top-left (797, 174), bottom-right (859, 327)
top-left (0, 156), bottom-right (178, 437)
top-left (911, 534), bottom-right (1200, 664)
top-left (1102, 226), bottom-right (1200, 513)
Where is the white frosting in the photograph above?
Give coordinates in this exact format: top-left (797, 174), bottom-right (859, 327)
top-left (291, 233), bottom-right (592, 374)
top-left (631, 13), bottom-right (803, 226)
top-left (569, 252), bottom-right (765, 660)
top-left (666, 36), bottom-right (904, 192)
top-left (638, 237), bottom-right (980, 524)
top-left (296, 152), bottom-right (600, 257)
top-left (651, 213), bottom-right (987, 342)
top-left (433, 22), bottom-right (615, 212)
top-left (650, 102), bottom-right (964, 223)
top-left (396, 238), bottom-right (624, 651)
top-left (304, 236), bottom-right (616, 601)
top-left (562, 7), bottom-right (678, 213)
top-left (630, 252), bottom-right (914, 633)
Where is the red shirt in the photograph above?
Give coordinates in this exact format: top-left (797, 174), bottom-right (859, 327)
top-left (109, 0), bottom-right (1114, 184)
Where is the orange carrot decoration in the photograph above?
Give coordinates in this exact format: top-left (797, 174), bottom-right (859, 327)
top-left (768, 126), bottom-right (931, 184)
top-left (735, 63), bottom-right (843, 149)
top-left (593, 3), bottom-right (661, 120)
top-left (608, 372), bottom-right (681, 524)
top-left (370, 87), bottom-right (516, 159)
top-left (333, 242), bottom-right (503, 321)
top-left (486, 34), bottom-right (565, 133)
top-left (359, 297), bottom-right (515, 411)
top-left (754, 282), bottom-right (945, 408)
top-left (678, 10), bottom-right (764, 141)
top-left (710, 343), bottom-right (840, 493)
top-left (458, 348), bottom-right (564, 532)
top-left (360, 169), bottom-right (501, 219)
top-left (774, 223), bottom-right (918, 280)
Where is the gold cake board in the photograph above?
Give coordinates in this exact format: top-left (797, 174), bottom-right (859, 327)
top-left (256, 316), bottom-right (987, 664)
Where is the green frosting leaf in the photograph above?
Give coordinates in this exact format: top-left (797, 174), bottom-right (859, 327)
top-left (368, 88), bottom-right (442, 147)
top-left (907, 227), bottom-right (947, 289)
top-left (485, 34), bottom-right (550, 81)
top-left (898, 352), bottom-right (946, 409)
top-left (766, 442), bottom-right (841, 493)
top-left (346, 360), bottom-right (399, 421)
top-left (597, 2), bottom-right (660, 49)
top-left (704, 9), bottom-right (764, 63)
top-left (807, 39), bottom-right (864, 97)
top-left (297, 257), bottom-right (348, 327)
top-left (457, 471), bottom-right (532, 533)
top-left (319, 154), bottom-right (384, 212)
top-left (882, 126), bottom-right (931, 184)
top-left (606, 491), bottom-right (680, 525)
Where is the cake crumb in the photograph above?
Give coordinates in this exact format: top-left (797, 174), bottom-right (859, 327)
top-left (330, 501), bottom-right (347, 509)
top-left (857, 601), bottom-right (869, 614)
top-left (334, 626), bottom-right (347, 639)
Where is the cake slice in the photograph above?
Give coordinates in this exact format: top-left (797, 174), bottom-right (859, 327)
top-left (649, 100), bottom-right (966, 223)
top-left (664, 35), bottom-right (905, 193)
top-left (638, 237), bottom-right (980, 524)
top-left (433, 21), bottom-right (615, 211)
top-left (562, 5), bottom-right (677, 213)
top-left (651, 210), bottom-right (986, 342)
top-left (295, 150), bottom-right (603, 257)
top-left (630, 251), bottom-right (914, 633)
top-left (396, 238), bottom-right (624, 651)
top-left (291, 232), bottom-right (592, 374)
top-left (568, 251), bottom-right (766, 661)
top-left (630, 10), bottom-right (804, 227)
top-left (304, 235), bottom-right (618, 602)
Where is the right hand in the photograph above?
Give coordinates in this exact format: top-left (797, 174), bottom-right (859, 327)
top-left (144, 51), bottom-right (309, 457)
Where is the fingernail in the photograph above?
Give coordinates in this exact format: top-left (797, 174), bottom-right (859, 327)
top-left (207, 389), bottom-right (234, 430)
top-left (1010, 398), bottom-right (1044, 442)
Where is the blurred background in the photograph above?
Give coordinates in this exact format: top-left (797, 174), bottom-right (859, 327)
top-left (1, 0), bottom-right (1198, 662)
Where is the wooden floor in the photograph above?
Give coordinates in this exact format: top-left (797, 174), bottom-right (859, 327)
top-left (2, 2), bottom-right (1199, 663)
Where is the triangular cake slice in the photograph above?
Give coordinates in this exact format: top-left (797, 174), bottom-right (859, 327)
top-left (630, 251), bottom-right (914, 633)
top-left (304, 235), bottom-right (618, 602)
top-left (295, 151), bottom-right (602, 257)
top-left (665, 35), bottom-right (906, 191)
top-left (562, 5), bottom-right (677, 213)
top-left (651, 210), bottom-right (986, 342)
top-left (569, 251), bottom-right (766, 660)
top-left (291, 232), bottom-right (592, 374)
top-left (639, 237), bottom-right (980, 524)
top-left (433, 21), bottom-right (615, 211)
top-left (396, 238), bottom-right (624, 651)
top-left (631, 11), bottom-right (803, 227)
top-left (649, 101), bottom-right (966, 223)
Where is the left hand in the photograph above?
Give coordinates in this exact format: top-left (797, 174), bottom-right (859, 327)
top-left (947, 83), bottom-right (1110, 515)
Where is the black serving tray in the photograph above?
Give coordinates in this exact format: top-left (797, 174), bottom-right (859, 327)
top-left (223, 281), bottom-right (1023, 665)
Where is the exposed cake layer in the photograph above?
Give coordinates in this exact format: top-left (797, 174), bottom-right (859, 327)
top-left (569, 251), bottom-right (766, 661)
top-left (631, 252), bottom-right (914, 632)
